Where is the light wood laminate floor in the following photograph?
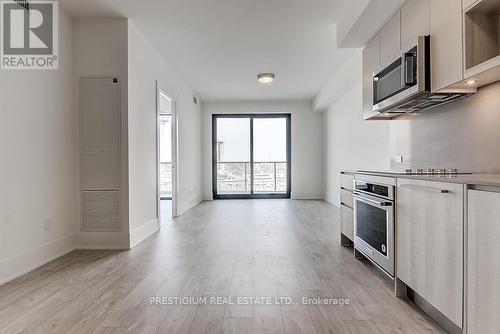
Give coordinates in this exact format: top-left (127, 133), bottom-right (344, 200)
top-left (0, 200), bottom-right (445, 334)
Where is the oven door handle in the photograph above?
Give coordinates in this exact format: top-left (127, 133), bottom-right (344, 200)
top-left (351, 194), bottom-right (393, 207)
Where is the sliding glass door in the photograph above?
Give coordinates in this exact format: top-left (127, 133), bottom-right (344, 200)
top-left (214, 117), bottom-right (251, 195)
top-left (212, 114), bottom-right (291, 199)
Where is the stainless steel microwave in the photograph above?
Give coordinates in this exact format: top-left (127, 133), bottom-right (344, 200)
top-left (371, 36), bottom-right (470, 117)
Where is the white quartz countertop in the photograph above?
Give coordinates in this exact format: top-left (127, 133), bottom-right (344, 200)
top-left (353, 171), bottom-right (500, 187)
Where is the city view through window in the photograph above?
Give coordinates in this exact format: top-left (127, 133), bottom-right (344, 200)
top-left (159, 114), bottom-right (172, 198)
top-left (215, 116), bottom-right (288, 195)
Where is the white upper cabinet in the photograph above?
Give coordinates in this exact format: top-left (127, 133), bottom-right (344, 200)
top-left (463, 0), bottom-right (500, 78)
top-left (430, 0), bottom-right (464, 91)
top-left (380, 12), bottom-right (401, 66)
top-left (362, 34), bottom-right (380, 120)
top-left (360, 0), bottom-right (500, 118)
top-left (401, 0), bottom-right (430, 49)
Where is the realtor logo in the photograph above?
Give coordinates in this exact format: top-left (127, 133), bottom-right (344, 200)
top-left (1, 0), bottom-right (58, 69)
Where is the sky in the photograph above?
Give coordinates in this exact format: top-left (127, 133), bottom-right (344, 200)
top-left (160, 115), bottom-right (172, 162)
top-left (216, 117), bottom-right (287, 162)
top-left (159, 92), bottom-right (172, 163)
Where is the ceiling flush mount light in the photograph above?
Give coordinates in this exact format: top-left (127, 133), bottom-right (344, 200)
top-left (257, 73), bottom-right (275, 84)
top-left (466, 79), bottom-right (477, 85)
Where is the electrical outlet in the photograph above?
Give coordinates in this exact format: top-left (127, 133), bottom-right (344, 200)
top-left (44, 217), bottom-right (52, 232)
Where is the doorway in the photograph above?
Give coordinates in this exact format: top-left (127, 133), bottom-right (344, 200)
top-left (157, 84), bottom-right (178, 225)
top-left (212, 114), bottom-right (291, 199)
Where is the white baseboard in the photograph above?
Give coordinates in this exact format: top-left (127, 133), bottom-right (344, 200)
top-left (75, 231), bottom-right (130, 250)
top-left (202, 193), bottom-right (213, 201)
top-left (324, 198), bottom-right (339, 207)
top-left (178, 196), bottom-right (202, 216)
top-left (76, 245), bottom-right (129, 250)
top-left (291, 195), bottom-right (324, 200)
top-left (129, 218), bottom-right (159, 248)
top-left (0, 234), bottom-right (75, 286)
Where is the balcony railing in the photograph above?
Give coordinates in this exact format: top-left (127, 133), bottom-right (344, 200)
top-left (160, 162), bottom-right (172, 198)
top-left (216, 161), bottom-right (287, 194)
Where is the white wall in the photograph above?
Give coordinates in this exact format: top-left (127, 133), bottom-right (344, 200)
top-left (127, 22), bottom-right (202, 247)
top-left (0, 14), bottom-right (204, 284)
top-left (74, 19), bottom-right (129, 249)
top-left (322, 83), bottom-right (391, 206)
top-left (202, 100), bottom-right (323, 200)
top-left (314, 51), bottom-right (362, 111)
top-left (0, 8), bottom-right (76, 284)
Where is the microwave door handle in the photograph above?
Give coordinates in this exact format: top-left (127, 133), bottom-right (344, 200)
top-left (401, 52), bottom-right (406, 87)
top-left (402, 52), bottom-right (416, 86)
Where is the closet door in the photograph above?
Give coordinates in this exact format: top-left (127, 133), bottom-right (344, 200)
top-left (80, 77), bottom-right (121, 232)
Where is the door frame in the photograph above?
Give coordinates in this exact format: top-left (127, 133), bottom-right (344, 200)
top-left (212, 113), bottom-right (291, 199)
top-left (156, 82), bottom-right (178, 228)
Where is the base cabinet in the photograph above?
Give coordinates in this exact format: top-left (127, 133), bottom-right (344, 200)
top-left (340, 172), bottom-right (354, 243)
top-left (467, 190), bottom-right (500, 334)
top-left (340, 204), bottom-right (354, 242)
top-left (396, 179), bottom-right (464, 327)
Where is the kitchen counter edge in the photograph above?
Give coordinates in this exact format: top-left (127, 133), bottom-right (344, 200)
top-left (354, 171), bottom-right (500, 188)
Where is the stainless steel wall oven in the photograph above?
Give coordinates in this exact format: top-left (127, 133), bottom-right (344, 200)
top-left (352, 177), bottom-right (395, 277)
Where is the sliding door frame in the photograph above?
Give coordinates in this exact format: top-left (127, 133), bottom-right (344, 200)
top-left (156, 82), bottom-right (178, 227)
top-left (212, 113), bottom-right (291, 200)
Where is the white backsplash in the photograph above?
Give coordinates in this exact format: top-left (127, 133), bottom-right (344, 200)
top-left (390, 81), bottom-right (500, 173)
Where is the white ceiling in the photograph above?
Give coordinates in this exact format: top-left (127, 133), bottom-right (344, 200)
top-left (60, 0), bottom-right (356, 101)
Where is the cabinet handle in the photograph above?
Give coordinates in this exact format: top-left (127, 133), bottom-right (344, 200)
top-left (341, 202), bottom-right (353, 210)
top-left (399, 184), bottom-right (449, 193)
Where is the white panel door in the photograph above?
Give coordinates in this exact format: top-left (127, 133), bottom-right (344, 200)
top-left (81, 78), bottom-right (120, 152)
